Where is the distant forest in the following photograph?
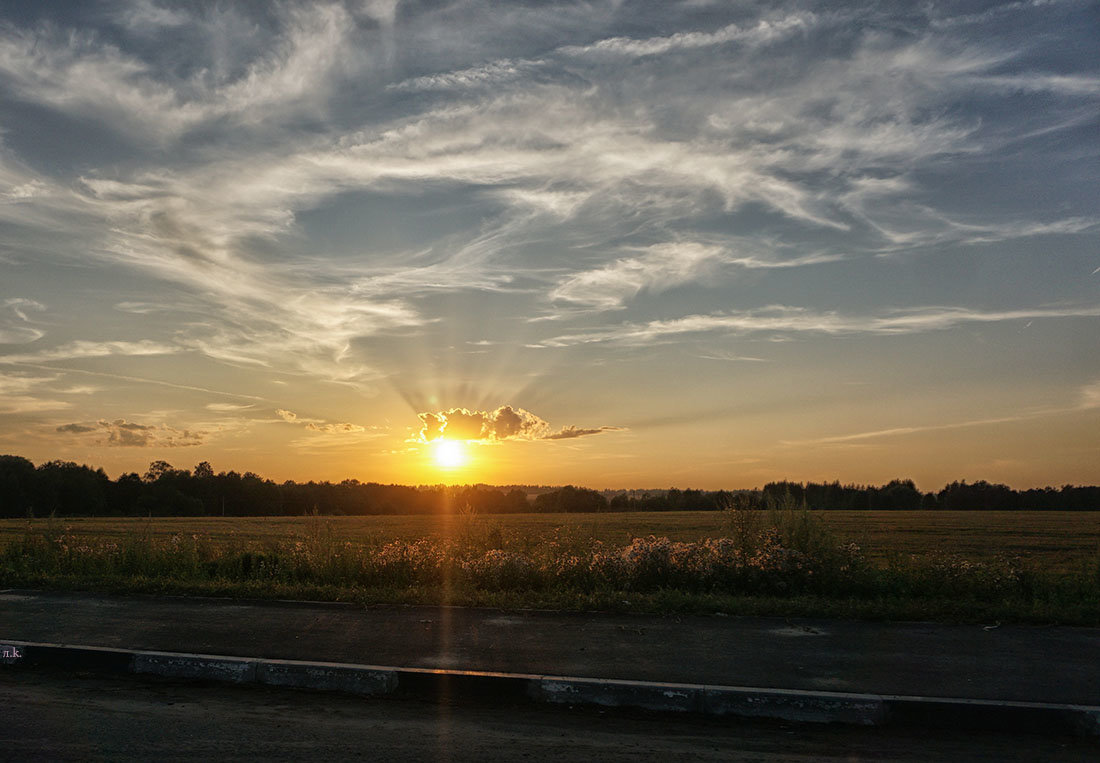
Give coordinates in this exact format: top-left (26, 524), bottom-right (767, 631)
top-left (1, 455), bottom-right (1098, 518)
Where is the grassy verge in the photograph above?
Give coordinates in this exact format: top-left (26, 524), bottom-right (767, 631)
top-left (3, 509), bottom-right (1097, 625)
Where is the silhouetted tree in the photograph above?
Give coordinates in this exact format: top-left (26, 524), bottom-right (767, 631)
top-left (3, 455), bottom-right (1098, 516)
top-left (0, 455), bottom-right (36, 517)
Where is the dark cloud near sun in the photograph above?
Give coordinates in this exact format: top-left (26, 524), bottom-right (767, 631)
top-left (417, 406), bottom-right (549, 442)
top-left (418, 412), bottom-right (445, 441)
top-left (544, 425), bottom-right (625, 440)
top-left (55, 423), bottom-right (95, 433)
top-left (55, 419), bottom-right (203, 448)
top-left (417, 406), bottom-right (621, 443)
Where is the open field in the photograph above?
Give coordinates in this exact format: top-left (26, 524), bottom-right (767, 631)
top-left (2, 510), bottom-right (1098, 624)
top-left (3, 510), bottom-right (1098, 572)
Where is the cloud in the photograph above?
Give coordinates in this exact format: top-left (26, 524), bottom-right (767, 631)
top-left (78, 169), bottom-right (424, 387)
top-left (0, 4), bottom-right (354, 141)
top-left (0, 339), bottom-right (178, 364)
top-left (417, 405), bottom-right (549, 442)
top-left (384, 11), bottom-right (817, 96)
top-left (55, 423), bottom-right (95, 433)
top-left (0, 371), bottom-right (57, 395)
top-left (550, 241), bottom-right (846, 311)
top-left (418, 406), bottom-right (547, 441)
top-left (0, 364), bottom-right (266, 403)
top-left (0, 7), bottom-right (424, 390)
top-left (388, 59), bottom-right (539, 93)
top-left (558, 12), bottom-right (818, 59)
top-left (551, 243), bottom-right (723, 310)
top-left (416, 405), bottom-right (620, 443)
top-left (305, 421), bottom-right (365, 433)
top-left (418, 411), bottom-right (445, 441)
top-left (1081, 380), bottom-right (1100, 410)
top-left (275, 408), bottom-right (367, 435)
top-left (0, 298), bottom-right (46, 343)
top-left (698, 352), bottom-right (769, 362)
top-left (206, 402), bottom-right (254, 412)
top-left (0, 371), bottom-right (71, 414)
top-left (783, 408), bottom-right (1069, 447)
top-left (539, 304), bottom-right (1100, 347)
top-left (544, 425), bottom-right (625, 440)
top-left (445, 408), bottom-right (501, 440)
top-left (113, 0), bottom-right (190, 32)
top-left (53, 418), bottom-right (204, 447)
top-left (114, 302), bottom-right (169, 314)
top-left (58, 385), bottom-right (100, 394)
top-left (961, 73), bottom-right (1100, 97)
top-left (0, 398), bottom-right (72, 415)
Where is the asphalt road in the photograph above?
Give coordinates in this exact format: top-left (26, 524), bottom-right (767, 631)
top-left (2, 670), bottom-right (1097, 762)
top-left (4, 590), bottom-right (1099, 704)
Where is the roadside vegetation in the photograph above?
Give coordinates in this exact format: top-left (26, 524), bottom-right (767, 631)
top-left (3, 499), bottom-right (1098, 625)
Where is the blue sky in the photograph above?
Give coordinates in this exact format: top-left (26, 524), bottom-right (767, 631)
top-left (0, 0), bottom-right (1097, 488)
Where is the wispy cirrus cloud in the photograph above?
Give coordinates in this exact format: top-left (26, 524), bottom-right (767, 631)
top-left (0, 371), bottom-right (72, 414)
top-left (544, 425), bottom-right (625, 440)
top-left (550, 243), bottom-right (724, 310)
top-left (781, 412), bottom-right (1055, 447)
top-left (0, 340), bottom-right (178, 365)
top-left (0, 3), bottom-right (354, 142)
top-left (550, 241), bottom-right (847, 311)
top-left (557, 11), bottom-right (818, 59)
top-left (538, 304), bottom-right (1100, 347)
top-left (0, 298), bottom-right (45, 343)
top-left (783, 373), bottom-right (1100, 445)
top-left (111, 0), bottom-right (190, 33)
top-left (387, 58), bottom-right (541, 93)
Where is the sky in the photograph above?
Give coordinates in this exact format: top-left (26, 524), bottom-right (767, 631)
top-left (0, 0), bottom-right (1097, 490)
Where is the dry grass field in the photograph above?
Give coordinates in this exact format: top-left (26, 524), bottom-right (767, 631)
top-left (3, 510), bottom-right (1098, 572)
top-left (3, 509), bottom-right (1098, 623)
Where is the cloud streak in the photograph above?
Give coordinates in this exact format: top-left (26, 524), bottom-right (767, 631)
top-left (0, 340), bottom-right (178, 364)
top-left (0, 299), bottom-right (45, 343)
top-left (558, 12), bottom-right (818, 60)
top-left (538, 305), bottom-right (1100, 347)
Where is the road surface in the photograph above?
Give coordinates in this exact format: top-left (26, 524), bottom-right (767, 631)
top-left (2, 669), bottom-right (1096, 762)
top-left (3, 590), bottom-right (1098, 704)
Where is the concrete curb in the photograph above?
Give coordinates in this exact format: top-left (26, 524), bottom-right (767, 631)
top-left (3, 639), bottom-right (1098, 737)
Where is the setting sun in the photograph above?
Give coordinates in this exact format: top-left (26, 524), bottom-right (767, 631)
top-left (432, 440), bottom-right (468, 469)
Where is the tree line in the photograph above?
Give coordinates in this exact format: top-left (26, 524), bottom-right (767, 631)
top-left (0, 455), bottom-right (1097, 517)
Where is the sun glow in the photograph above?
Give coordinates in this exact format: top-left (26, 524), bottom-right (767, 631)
top-left (432, 439), bottom-right (468, 469)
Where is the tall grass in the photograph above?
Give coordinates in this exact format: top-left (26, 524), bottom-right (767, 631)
top-left (2, 511), bottom-right (1097, 623)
